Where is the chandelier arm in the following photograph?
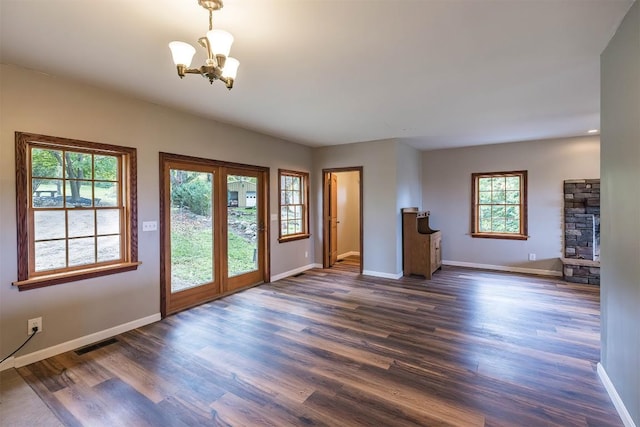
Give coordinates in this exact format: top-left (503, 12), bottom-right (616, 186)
top-left (183, 68), bottom-right (206, 75)
top-left (198, 37), bottom-right (217, 65)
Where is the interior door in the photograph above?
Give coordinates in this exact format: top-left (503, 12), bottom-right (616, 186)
top-left (224, 168), bottom-right (266, 293)
top-left (329, 173), bottom-right (338, 266)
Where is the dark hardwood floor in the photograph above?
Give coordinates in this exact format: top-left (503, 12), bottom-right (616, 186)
top-left (19, 266), bottom-right (621, 426)
top-left (330, 254), bottom-right (361, 274)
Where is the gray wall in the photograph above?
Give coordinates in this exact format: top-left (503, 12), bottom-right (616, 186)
top-left (336, 171), bottom-right (360, 257)
top-left (313, 139), bottom-right (403, 276)
top-left (0, 64), bottom-right (313, 360)
top-left (422, 136), bottom-right (600, 274)
top-left (600, 1), bottom-right (640, 423)
top-left (396, 142), bottom-right (423, 272)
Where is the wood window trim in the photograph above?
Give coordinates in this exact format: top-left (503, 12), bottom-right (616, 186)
top-left (471, 170), bottom-right (528, 240)
top-left (278, 169), bottom-right (310, 243)
top-left (13, 132), bottom-right (139, 291)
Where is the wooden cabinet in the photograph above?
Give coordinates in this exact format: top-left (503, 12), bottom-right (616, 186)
top-left (402, 208), bottom-right (442, 279)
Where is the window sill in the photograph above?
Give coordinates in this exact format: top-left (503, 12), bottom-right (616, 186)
top-left (13, 262), bottom-right (142, 291)
top-left (471, 233), bottom-right (528, 241)
top-left (278, 234), bottom-right (310, 243)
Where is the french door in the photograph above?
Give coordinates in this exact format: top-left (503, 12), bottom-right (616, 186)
top-left (160, 153), bottom-right (269, 316)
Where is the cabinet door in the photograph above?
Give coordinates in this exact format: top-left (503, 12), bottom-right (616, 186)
top-left (430, 236), bottom-right (437, 271)
top-left (434, 234), bottom-right (442, 269)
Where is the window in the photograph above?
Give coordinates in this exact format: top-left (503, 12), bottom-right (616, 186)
top-left (278, 169), bottom-right (309, 242)
top-left (471, 170), bottom-right (528, 240)
top-left (14, 132), bottom-right (139, 291)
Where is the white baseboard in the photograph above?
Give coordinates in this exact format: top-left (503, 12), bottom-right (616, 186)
top-left (597, 363), bottom-right (637, 427)
top-left (270, 264), bottom-right (318, 282)
top-left (0, 313), bottom-right (161, 372)
top-left (442, 260), bottom-right (562, 277)
top-left (362, 270), bottom-right (403, 280)
top-left (0, 357), bottom-right (15, 371)
top-left (337, 251), bottom-right (360, 260)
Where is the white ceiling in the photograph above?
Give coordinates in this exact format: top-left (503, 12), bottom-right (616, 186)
top-left (0, 0), bottom-right (633, 150)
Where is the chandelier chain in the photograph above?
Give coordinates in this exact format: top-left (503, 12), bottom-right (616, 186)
top-left (209, 10), bottom-right (214, 31)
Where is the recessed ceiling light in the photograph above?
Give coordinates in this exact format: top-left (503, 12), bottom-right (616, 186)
top-left (587, 129), bottom-right (599, 134)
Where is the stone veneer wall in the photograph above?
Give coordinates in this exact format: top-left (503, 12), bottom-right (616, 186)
top-left (564, 179), bottom-right (600, 259)
top-left (562, 259), bottom-right (601, 285)
top-left (562, 179), bottom-right (600, 285)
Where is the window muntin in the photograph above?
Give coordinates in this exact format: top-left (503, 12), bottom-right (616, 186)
top-left (278, 169), bottom-right (309, 242)
top-left (472, 171), bottom-right (528, 240)
top-left (15, 133), bottom-right (138, 290)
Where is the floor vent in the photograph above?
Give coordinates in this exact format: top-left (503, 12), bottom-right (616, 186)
top-left (293, 273), bottom-right (305, 277)
top-left (74, 338), bottom-right (119, 355)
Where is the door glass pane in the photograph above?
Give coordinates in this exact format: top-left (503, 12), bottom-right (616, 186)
top-left (170, 169), bottom-right (214, 293)
top-left (227, 174), bottom-right (258, 277)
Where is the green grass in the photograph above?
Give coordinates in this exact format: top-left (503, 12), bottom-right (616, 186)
top-left (171, 225), bottom-right (213, 287)
top-left (227, 232), bottom-right (257, 277)
top-left (170, 208), bottom-right (257, 288)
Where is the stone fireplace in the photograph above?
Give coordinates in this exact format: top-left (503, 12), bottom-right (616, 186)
top-left (561, 179), bottom-right (600, 284)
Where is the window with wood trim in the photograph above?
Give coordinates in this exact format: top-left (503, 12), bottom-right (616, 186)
top-left (278, 169), bottom-right (309, 242)
top-left (14, 132), bottom-right (138, 291)
top-left (471, 170), bottom-right (528, 240)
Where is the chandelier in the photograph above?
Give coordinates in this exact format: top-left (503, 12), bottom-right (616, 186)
top-left (169, 0), bottom-right (239, 89)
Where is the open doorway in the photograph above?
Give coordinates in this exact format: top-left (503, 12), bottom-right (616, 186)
top-left (322, 167), bottom-right (363, 274)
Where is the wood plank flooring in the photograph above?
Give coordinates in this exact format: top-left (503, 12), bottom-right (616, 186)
top-left (19, 266), bottom-right (621, 426)
top-left (330, 255), bottom-right (361, 274)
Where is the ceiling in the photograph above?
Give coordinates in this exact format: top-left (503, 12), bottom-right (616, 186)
top-left (0, 0), bottom-right (633, 150)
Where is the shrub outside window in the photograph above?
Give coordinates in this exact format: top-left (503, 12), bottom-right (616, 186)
top-left (14, 132), bottom-right (138, 291)
top-left (278, 169), bottom-right (309, 242)
top-left (471, 170), bottom-right (528, 240)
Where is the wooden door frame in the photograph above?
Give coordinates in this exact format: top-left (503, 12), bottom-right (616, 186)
top-left (159, 152), bottom-right (270, 317)
top-left (322, 167), bottom-right (363, 273)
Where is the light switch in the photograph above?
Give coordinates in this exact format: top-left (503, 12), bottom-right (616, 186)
top-left (142, 221), bottom-right (157, 232)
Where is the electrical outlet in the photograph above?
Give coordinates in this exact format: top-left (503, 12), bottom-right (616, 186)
top-left (28, 317), bottom-right (42, 335)
top-left (528, 253), bottom-right (536, 261)
top-left (304, 251), bottom-right (308, 258)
